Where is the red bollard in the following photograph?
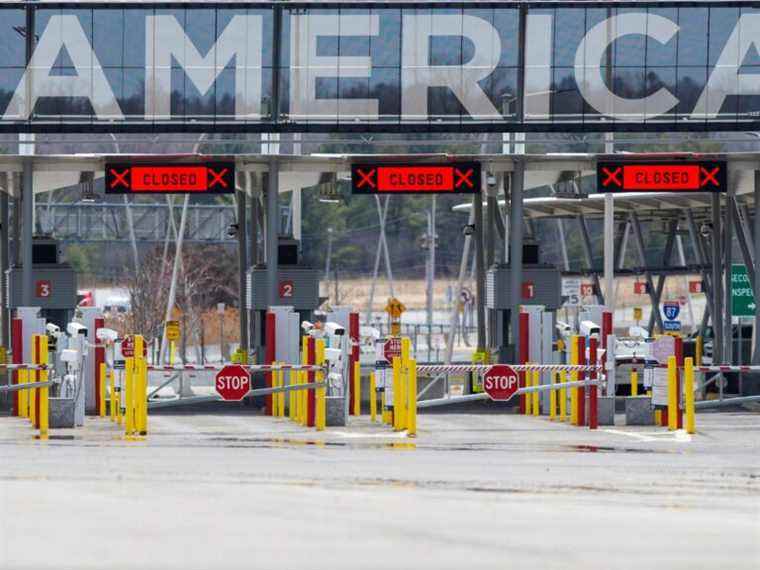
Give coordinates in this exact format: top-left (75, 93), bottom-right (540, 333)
top-left (518, 313), bottom-right (529, 414)
top-left (588, 337), bottom-right (598, 430)
top-left (348, 313), bottom-right (359, 415)
top-left (601, 312), bottom-right (613, 351)
top-left (576, 335), bottom-right (586, 427)
top-left (265, 312), bottom-right (276, 416)
top-left (675, 336), bottom-right (684, 430)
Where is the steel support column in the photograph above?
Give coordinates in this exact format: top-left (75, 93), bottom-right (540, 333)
top-left (1, 177), bottom-right (10, 347)
top-left (754, 171), bottom-right (760, 364)
top-left (731, 196), bottom-right (756, 294)
top-left (266, 157), bottom-right (279, 307)
top-left (711, 194), bottom-right (723, 364)
top-left (509, 162), bottom-right (525, 359)
top-left (629, 212), bottom-right (664, 333)
top-left (21, 160), bottom-right (33, 306)
top-left (686, 209), bottom-right (714, 335)
top-left (724, 186), bottom-right (734, 363)
top-left (473, 184), bottom-right (486, 352)
top-left (237, 189), bottom-right (248, 352)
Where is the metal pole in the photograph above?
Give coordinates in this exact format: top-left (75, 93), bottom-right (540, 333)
top-left (725, 186), bottom-right (734, 364)
top-left (160, 194), bottom-right (189, 362)
top-left (445, 207), bottom-right (475, 364)
top-left (366, 195), bottom-right (388, 323)
top-left (473, 184), bottom-right (486, 353)
top-left (629, 212), bottom-right (663, 333)
top-left (754, 171), bottom-right (760, 364)
top-left (604, 193), bottom-right (615, 312)
top-left (1, 177), bottom-right (9, 347)
top-left (324, 227), bottom-right (333, 281)
top-left (711, 194), bottom-right (723, 364)
top-left (21, 160), bottom-right (33, 307)
top-left (266, 157), bottom-right (279, 307)
top-left (237, 190), bottom-right (248, 352)
top-left (249, 173), bottom-right (259, 266)
top-left (510, 162), bottom-right (525, 360)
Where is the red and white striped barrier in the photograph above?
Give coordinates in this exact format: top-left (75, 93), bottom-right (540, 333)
top-left (416, 364), bottom-right (603, 375)
top-left (146, 363), bottom-right (324, 372)
top-left (1, 363), bottom-right (49, 370)
top-left (696, 365), bottom-right (760, 373)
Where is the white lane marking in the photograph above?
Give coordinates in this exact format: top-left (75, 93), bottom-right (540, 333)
top-left (602, 428), bottom-right (692, 443)
top-left (332, 430), bottom-right (410, 439)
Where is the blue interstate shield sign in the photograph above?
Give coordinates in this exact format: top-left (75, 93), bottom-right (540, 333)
top-left (663, 302), bottom-right (680, 321)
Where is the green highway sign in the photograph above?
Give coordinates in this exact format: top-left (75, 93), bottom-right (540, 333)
top-left (731, 265), bottom-right (756, 317)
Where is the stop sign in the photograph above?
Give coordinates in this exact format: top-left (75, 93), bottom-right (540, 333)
top-left (483, 364), bottom-right (520, 401)
top-left (383, 337), bottom-right (402, 363)
top-left (215, 364), bottom-right (251, 401)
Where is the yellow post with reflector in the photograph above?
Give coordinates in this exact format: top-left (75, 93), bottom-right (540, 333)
top-left (135, 335), bottom-right (147, 436)
top-left (532, 369), bottom-right (540, 416)
top-left (570, 336), bottom-right (580, 426)
top-left (109, 369), bottom-right (116, 422)
top-left (29, 339), bottom-right (37, 427)
top-left (667, 355), bottom-right (677, 431)
top-left (353, 360), bottom-right (361, 416)
top-left (369, 372), bottom-right (377, 422)
top-left (684, 357), bottom-right (696, 434)
top-left (549, 372), bottom-right (557, 420)
top-left (99, 362), bottom-right (107, 417)
top-left (631, 369), bottom-right (638, 396)
top-left (38, 335), bottom-right (49, 439)
top-left (407, 358), bottom-right (417, 437)
top-left (559, 371), bottom-right (568, 422)
top-left (315, 339), bottom-right (326, 431)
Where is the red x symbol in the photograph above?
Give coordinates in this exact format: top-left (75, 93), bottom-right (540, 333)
top-left (700, 166), bottom-right (719, 187)
top-left (601, 166), bottom-right (622, 187)
top-left (355, 168), bottom-right (376, 189)
top-left (208, 168), bottom-right (228, 189)
top-left (109, 168), bottom-right (129, 189)
top-left (454, 168), bottom-right (474, 188)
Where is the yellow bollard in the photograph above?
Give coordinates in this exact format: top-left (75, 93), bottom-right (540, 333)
top-left (169, 340), bottom-right (176, 366)
top-left (631, 369), bottom-right (638, 397)
top-left (124, 355), bottom-right (134, 436)
top-left (289, 369), bottom-right (296, 421)
top-left (315, 339), bottom-right (326, 431)
top-left (109, 369), bottom-right (116, 422)
top-left (392, 356), bottom-right (402, 431)
top-left (136, 336), bottom-right (148, 436)
top-left (549, 372), bottom-right (557, 420)
top-left (38, 335), bottom-right (49, 439)
top-left (99, 362), bottom-right (107, 418)
top-left (382, 369), bottom-right (392, 425)
top-left (532, 369), bottom-right (540, 416)
top-left (18, 368), bottom-right (28, 419)
top-left (369, 372), bottom-right (377, 422)
top-left (300, 339), bottom-right (309, 426)
top-left (407, 359), bottom-right (417, 437)
top-left (684, 357), bottom-right (696, 435)
top-left (271, 363), bottom-right (279, 417)
top-left (559, 370), bottom-right (568, 422)
top-left (279, 368), bottom-right (286, 418)
top-left (29, 372), bottom-right (37, 427)
top-left (570, 336), bottom-right (580, 426)
top-left (353, 360), bottom-right (361, 416)
top-left (399, 338), bottom-right (411, 429)
top-left (525, 365), bottom-right (533, 416)
top-left (667, 355), bottom-right (677, 431)
top-left (695, 336), bottom-right (703, 367)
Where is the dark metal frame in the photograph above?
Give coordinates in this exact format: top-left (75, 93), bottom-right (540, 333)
top-left (5, 1), bottom-right (760, 134)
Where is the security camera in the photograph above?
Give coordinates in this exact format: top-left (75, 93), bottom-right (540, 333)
top-left (324, 322), bottom-right (345, 336)
top-left (227, 223), bottom-right (239, 238)
top-left (486, 172), bottom-right (496, 187)
top-left (301, 321), bottom-right (315, 332)
top-left (96, 328), bottom-right (118, 343)
top-left (462, 224), bottom-right (475, 237)
top-left (700, 223), bottom-right (712, 238)
top-left (46, 323), bottom-right (61, 337)
top-left (67, 322), bottom-right (88, 336)
top-left (580, 320), bottom-right (600, 338)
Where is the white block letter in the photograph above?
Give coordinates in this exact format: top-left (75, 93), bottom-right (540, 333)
top-left (145, 15), bottom-right (262, 120)
top-left (402, 14), bottom-right (501, 120)
top-left (289, 14), bottom-right (379, 120)
top-left (575, 13), bottom-right (679, 121)
top-left (3, 15), bottom-right (123, 120)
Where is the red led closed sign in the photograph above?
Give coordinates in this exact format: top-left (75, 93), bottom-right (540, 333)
top-left (352, 163), bottom-right (480, 194)
top-left (106, 163), bottom-right (235, 194)
top-left (598, 161), bottom-right (726, 193)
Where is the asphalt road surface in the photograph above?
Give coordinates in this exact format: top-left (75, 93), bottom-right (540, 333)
top-left (1, 410), bottom-right (758, 569)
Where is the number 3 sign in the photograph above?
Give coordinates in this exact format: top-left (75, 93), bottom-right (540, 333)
top-left (36, 280), bottom-right (52, 298)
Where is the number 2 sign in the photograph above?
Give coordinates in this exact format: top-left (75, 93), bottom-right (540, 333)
top-left (279, 280), bottom-right (294, 298)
